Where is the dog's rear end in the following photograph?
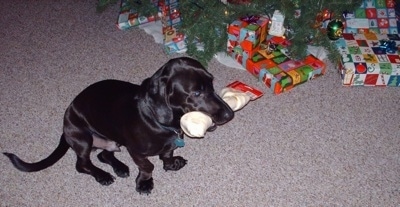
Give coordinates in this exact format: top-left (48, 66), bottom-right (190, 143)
top-left (3, 57), bottom-right (234, 194)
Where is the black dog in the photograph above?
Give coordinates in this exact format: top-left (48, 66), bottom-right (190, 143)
top-left (3, 57), bottom-right (234, 194)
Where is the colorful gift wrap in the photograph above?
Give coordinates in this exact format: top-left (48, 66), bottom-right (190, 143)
top-left (238, 16), bottom-right (269, 51)
top-left (117, 0), bottom-right (158, 30)
top-left (228, 45), bottom-right (260, 68)
top-left (245, 44), bottom-right (326, 94)
top-left (163, 28), bottom-right (187, 54)
top-left (227, 20), bottom-right (248, 52)
top-left (158, 0), bottom-right (186, 54)
top-left (246, 43), bottom-right (288, 76)
top-left (226, 15), bottom-right (325, 94)
top-left (256, 53), bottom-right (326, 94)
top-left (227, 20), bottom-right (249, 38)
top-left (227, 15), bottom-right (270, 68)
top-left (336, 33), bottom-right (400, 86)
top-left (158, 0), bottom-right (182, 34)
top-left (116, 0), bottom-right (186, 54)
top-left (227, 16), bottom-right (269, 52)
top-left (344, 0), bottom-right (398, 34)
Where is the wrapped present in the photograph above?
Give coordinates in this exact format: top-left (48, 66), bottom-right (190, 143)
top-left (117, 0), bottom-right (158, 30)
top-left (238, 15), bottom-right (269, 51)
top-left (163, 28), bottom-right (187, 54)
top-left (227, 20), bottom-right (249, 52)
top-left (228, 45), bottom-right (260, 68)
top-left (226, 15), bottom-right (325, 94)
top-left (158, 0), bottom-right (181, 34)
top-left (336, 33), bottom-right (400, 86)
top-left (158, 0), bottom-right (186, 54)
top-left (255, 51), bottom-right (326, 94)
top-left (245, 43), bottom-right (288, 76)
top-left (116, 0), bottom-right (186, 54)
top-left (344, 0), bottom-right (398, 34)
top-left (227, 15), bottom-right (269, 68)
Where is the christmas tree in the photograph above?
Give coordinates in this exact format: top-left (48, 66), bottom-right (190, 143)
top-left (388, 76), bottom-right (398, 86)
top-left (98, 0), bottom-right (363, 65)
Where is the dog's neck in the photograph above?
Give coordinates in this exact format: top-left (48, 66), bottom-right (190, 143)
top-left (160, 125), bottom-right (185, 148)
top-left (160, 124), bottom-right (183, 136)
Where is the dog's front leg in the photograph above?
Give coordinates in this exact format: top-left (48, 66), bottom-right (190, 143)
top-left (159, 150), bottom-right (187, 171)
top-left (130, 154), bottom-right (155, 194)
top-left (97, 150), bottom-right (129, 178)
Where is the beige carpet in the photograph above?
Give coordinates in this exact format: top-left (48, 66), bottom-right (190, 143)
top-left (1, 1), bottom-right (399, 206)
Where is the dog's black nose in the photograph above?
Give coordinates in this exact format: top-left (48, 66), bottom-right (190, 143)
top-left (215, 107), bottom-right (234, 125)
top-left (223, 108), bottom-right (234, 121)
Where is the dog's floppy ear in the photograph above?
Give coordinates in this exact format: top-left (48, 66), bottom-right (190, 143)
top-left (142, 61), bottom-right (175, 125)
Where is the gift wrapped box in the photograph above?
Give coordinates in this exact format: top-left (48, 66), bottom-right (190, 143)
top-left (116, 0), bottom-right (186, 54)
top-left (238, 16), bottom-right (269, 51)
top-left (158, 0), bottom-right (186, 54)
top-left (163, 27), bottom-right (186, 54)
top-left (227, 15), bottom-right (269, 67)
top-left (117, 0), bottom-right (158, 30)
top-left (252, 48), bottom-right (326, 94)
top-left (344, 0), bottom-right (399, 34)
top-left (158, 0), bottom-right (181, 34)
top-left (336, 33), bottom-right (400, 87)
top-left (227, 15), bottom-right (325, 94)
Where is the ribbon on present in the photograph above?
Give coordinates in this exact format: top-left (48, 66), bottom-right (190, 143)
top-left (379, 39), bottom-right (397, 54)
top-left (260, 41), bottom-right (277, 55)
top-left (240, 15), bottom-right (260, 24)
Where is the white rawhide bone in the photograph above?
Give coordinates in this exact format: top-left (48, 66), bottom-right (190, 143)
top-left (180, 111), bottom-right (213, 138)
top-left (180, 87), bottom-right (251, 138)
top-left (219, 87), bottom-right (251, 111)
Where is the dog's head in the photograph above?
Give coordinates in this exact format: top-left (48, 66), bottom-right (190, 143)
top-left (142, 57), bottom-right (234, 128)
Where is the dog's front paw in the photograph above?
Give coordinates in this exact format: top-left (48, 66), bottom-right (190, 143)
top-left (163, 156), bottom-right (187, 171)
top-left (136, 177), bottom-right (154, 195)
top-left (95, 172), bottom-right (115, 186)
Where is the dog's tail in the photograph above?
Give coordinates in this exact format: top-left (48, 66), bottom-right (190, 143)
top-left (3, 134), bottom-right (69, 172)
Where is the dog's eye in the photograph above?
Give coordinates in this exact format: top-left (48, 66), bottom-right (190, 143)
top-left (193, 91), bottom-right (201, 97)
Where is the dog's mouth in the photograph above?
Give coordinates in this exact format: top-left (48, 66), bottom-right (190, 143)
top-left (181, 109), bottom-right (228, 133)
top-left (207, 122), bottom-right (217, 132)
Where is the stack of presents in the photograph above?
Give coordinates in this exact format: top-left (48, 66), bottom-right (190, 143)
top-left (116, 1), bottom-right (328, 95)
top-left (226, 13), bottom-right (327, 94)
top-left (227, 0), bottom-right (400, 91)
top-left (338, 0), bottom-right (400, 87)
top-left (116, 0), bottom-right (400, 93)
top-left (117, 0), bottom-right (186, 54)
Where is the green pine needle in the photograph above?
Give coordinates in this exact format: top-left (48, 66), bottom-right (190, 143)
top-left (98, 0), bottom-right (364, 65)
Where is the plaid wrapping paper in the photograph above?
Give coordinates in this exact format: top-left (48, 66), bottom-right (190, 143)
top-left (344, 0), bottom-right (399, 34)
top-left (254, 50), bottom-right (326, 94)
top-left (227, 16), bottom-right (326, 94)
top-left (117, 0), bottom-right (158, 30)
top-left (227, 15), bottom-right (270, 68)
top-left (158, 0), bottom-right (187, 54)
top-left (336, 33), bottom-right (400, 86)
top-left (116, 0), bottom-right (186, 54)
top-left (256, 52), bottom-right (326, 94)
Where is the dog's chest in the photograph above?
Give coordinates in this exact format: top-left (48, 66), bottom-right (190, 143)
top-left (127, 131), bottom-right (184, 156)
top-left (155, 133), bottom-right (184, 154)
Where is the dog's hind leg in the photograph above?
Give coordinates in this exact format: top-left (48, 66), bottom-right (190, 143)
top-left (97, 150), bottom-right (129, 178)
top-left (66, 134), bottom-right (116, 186)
